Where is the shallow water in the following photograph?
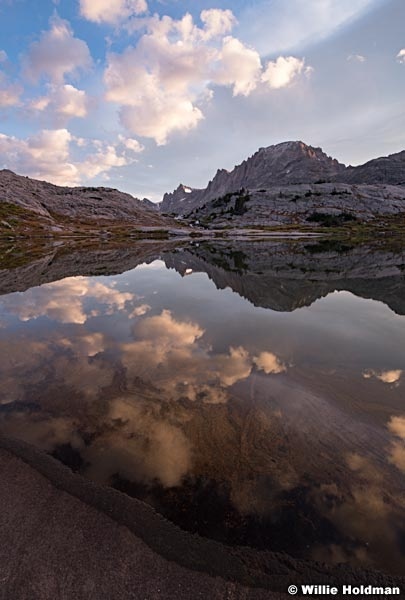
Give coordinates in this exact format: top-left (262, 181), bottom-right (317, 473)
top-left (0, 239), bottom-right (405, 574)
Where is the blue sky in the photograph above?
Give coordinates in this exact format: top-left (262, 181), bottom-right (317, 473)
top-left (0, 0), bottom-right (404, 200)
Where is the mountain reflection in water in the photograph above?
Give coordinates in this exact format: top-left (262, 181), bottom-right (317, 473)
top-left (0, 239), bottom-right (404, 576)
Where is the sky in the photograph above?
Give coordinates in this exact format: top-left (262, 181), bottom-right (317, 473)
top-left (0, 0), bottom-right (404, 201)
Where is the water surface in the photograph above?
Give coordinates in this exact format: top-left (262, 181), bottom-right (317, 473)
top-left (0, 239), bottom-right (404, 575)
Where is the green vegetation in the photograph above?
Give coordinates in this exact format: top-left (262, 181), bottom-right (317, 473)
top-left (210, 188), bottom-right (251, 216)
top-left (306, 211), bottom-right (357, 227)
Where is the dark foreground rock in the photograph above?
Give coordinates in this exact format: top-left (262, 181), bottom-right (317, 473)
top-left (0, 436), bottom-right (403, 599)
top-left (0, 439), bottom-right (282, 600)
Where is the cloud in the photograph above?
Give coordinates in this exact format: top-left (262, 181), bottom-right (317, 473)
top-left (388, 416), bottom-right (405, 440)
top-left (119, 95), bottom-right (204, 146)
top-left (118, 134), bottom-right (144, 153)
top-left (0, 78), bottom-right (22, 107)
top-left (0, 55), bottom-right (22, 107)
top-left (262, 56), bottom-right (311, 89)
top-left (120, 309), bottom-right (287, 403)
top-left (389, 442), bottom-right (405, 472)
top-left (200, 9), bottom-right (236, 39)
top-left (79, 0), bottom-right (148, 25)
top-left (78, 139), bottom-right (138, 180)
top-left (83, 396), bottom-right (192, 487)
top-left (0, 339), bottom-right (51, 405)
top-left (254, 351), bottom-right (286, 374)
top-left (0, 414), bottom-right (84, 452)
top-left (397, 49), bottom-right (405, 64)
top-left (30, 84), bottom-right (89, 120)
top-left (239, 0), bottom-right (382, 55)
top-left (213, 36), bottom-right (262, 96)
top-left (1, 276), bottom-right (135, 324)
top-left (53, 355), bottom-right (115, 397)
top-left (104, 9), bottom-right (309, 144)
top-left (135, 308), bottom-right (204, 345)
top-left (387, 416), bottom-right (405, 472)
top-left (24, 15), bottom-right (92, 84)
top-left (347, 54), bottom-right (366, 62)
top-left (0, 128), bottom-right (79, 185)
top-left (128, 303), bottom-right (151, 317)
top-left (0, 129), bottom-right (143, 185)
top-left (59, 332), bottom-right (105, 357)
top-left (214, 346), bottom-right (252, 386)
top-left (363, 369), bottom-right (402, 385)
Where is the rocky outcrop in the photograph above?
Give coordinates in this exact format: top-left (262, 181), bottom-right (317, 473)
top-left (338, 149), bottom-right (405, 185)
top-left (189, 182), bottom-right (405, 227)
top-left (2, 435), bottom-right (403, 598)
top-left (161, 142), bottom-right (346, 215)
top-left (160, 141), bottom-right (405, 217)
top-left (161, 184), bottom-right (199, 215)
top-left (0, 169), bottom-right (175, 236)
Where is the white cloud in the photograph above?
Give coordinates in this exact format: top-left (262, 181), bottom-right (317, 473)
top-left (0, 78), bottom-right (22, 107)
top-left (104, 11), bottom-right (217, 144)
top-left (118, 134), bottom-right (144, 153)
top-left (0, 54), bottom-right (22, 107)
top-left (239, 0), bottom-right (382, 55)
top-left (0, 128), bottom-right (78, 185)
top-left (347, 54), bottom-right (366, 62)
top-left (397, 49), bottom-right (405, 64)
top-left (24, 15), bottom-right (92, 83)
top-left (103, 8), bottom-right (313, 144)
top-left (0, 128), bottom-right (143, 185)
top-left (213, 36), bottom-right (262, 96)
top-left (79, 0), bottom-right (148, 25)
top-left (200, 9), bottom-right (236, 40)
top-left (104, 10), bottom-right (300, 144)
top-left (31, 84), bottom-right (89, 120)
top-left (262, 56), bottom-right (311, 89)
top-left (78, 140), bottom-right (133, 179)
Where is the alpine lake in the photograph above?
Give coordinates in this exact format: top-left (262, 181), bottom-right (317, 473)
top-left (0, 236), bottom-right (404, 576)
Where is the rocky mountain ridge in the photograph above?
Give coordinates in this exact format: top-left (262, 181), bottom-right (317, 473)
top-left (188, 182), bottom-right (405, 228)
top-left (160, 141), bottom-right (405, 216)
top-left (0, 169), bottom-right (176, 236)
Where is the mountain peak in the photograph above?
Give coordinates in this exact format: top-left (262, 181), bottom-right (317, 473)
top-left (160, 141), bottom-right (405, 215)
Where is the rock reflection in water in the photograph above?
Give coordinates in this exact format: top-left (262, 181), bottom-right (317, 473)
top-left (0, 239), bottom-right (404, 575)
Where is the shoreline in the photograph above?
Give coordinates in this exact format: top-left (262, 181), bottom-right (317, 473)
top-left (0, 434), bottom-right (403, 598)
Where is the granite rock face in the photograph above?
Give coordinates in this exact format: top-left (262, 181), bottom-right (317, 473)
top-left (0, 169), bottom-right (174, 234)
top-left (338, 149), bottom-right (405, 185)
top-left (161, 184), bottom-right (198, 214)
top-left (161, 141), bottom-right (346, 215)
top-left (188, 182), bottom-right (405, 227)
top-left (160, 141), bottom-right (405, 219)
